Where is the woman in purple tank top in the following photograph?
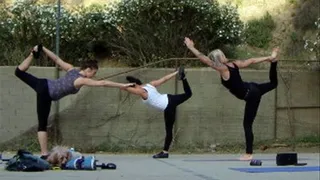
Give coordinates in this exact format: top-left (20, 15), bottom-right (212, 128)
top-left (15, 45), bottom-right (134, 158)
top-left (184, 37), bottom-right (279, 161)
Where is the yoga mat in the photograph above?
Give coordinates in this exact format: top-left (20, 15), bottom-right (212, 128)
top-left (183, 158), bottom-right (310, 162)
top-left (229, 166), bottom-right (320, 173)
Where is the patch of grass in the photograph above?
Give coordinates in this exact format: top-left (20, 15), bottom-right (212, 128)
top-left (0, 134), bottom-right (56, 153)
top-left (294, 135), bottom-right (320, 144)
top-left (1, 135), bottom-right (319, 154)
top-left (0, 125), bottom-right (60, 153)
top-left (76, 140), bottom-right (162, 154)
top-left (175, 135), bottom-right (320, 154)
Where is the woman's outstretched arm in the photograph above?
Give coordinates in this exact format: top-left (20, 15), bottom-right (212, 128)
top-left (42, 46), bottom-right (74, 72)
top-left (233, 48), bottom-right (279, 68)
top-left (149, 71), bottom-right (178, 87)
top-left (184, 37), bottom-right (215, 68)
top-left (184, 37), bottom-right (226, 71)
top-left (74, 78), bottom-right (134, 88)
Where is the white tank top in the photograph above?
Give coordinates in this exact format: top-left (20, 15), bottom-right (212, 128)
top-left (142, 84), bottom-right (168, 111)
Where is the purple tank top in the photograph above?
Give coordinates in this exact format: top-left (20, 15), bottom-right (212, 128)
top-left (47, 69), bottom-right (83, 101)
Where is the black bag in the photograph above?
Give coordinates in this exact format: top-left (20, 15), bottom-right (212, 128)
top-left (276, 153), bottom-right (307, 166)
top-left (276, 153), bottom-right (297, 166)
top-left (5, 150), bottom-right (51, 172)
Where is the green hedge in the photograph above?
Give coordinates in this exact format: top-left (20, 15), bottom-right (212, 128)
top-left (0, 0), bottom-right (244, 67)
top-left (244, 12), bottom-right (276, 48)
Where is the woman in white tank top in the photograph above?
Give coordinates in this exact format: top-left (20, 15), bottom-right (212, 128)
top-left (123, 67), bottom-right (192, 159)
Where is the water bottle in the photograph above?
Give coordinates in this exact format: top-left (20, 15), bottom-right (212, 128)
top-left (250, 159), bottom-right (262, 166)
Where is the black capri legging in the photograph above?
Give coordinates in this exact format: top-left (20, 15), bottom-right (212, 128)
top-left (15, 67), bottom-right (52, 132)
top-left (163, 79), bottom-right (192, 151)
top-left (243, 62), bottom-right (278, 154)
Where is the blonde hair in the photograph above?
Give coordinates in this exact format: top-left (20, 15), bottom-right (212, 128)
top-left (208, 49), bottom-right (226, 66)
top-left (46, 146), bottom-right (72, 167)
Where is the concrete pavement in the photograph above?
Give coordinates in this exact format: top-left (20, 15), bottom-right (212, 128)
top-left (0, 153), bottom-right (319, 180)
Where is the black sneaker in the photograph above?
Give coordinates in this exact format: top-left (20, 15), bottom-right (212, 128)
top-left (152, 151), bottom-right (169, 159)
top-left (178, 66), bottom-right (185, 80)
top-left (32, 44), bottom-right (43, 59)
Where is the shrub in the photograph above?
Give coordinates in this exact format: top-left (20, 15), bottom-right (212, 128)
top-left (293, 0), bottom-right (320, 31)
top-left (0, 0), bottom-right (244, 67)
top-left (304, 18), bottom-right (320, 60)
top-left (0, 1), bottom-right (115, 66)
top-left (244, 12), bottom-right (276, 48)
top-left (107, 0), bottom-right (244, 66)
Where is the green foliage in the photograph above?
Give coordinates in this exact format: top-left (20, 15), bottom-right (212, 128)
top-left (108, 0), bottom-right (244, 66)
top-left (304, 17), bottom-right (320, 60)
top-left (293, 0), bottom-right (320, 31)
top-left (0, 0), bottom-right (244, 67)
top-left (244, 12), bottom-right (276, 48)
top-left (290, 31), bottom-right (299, 42)
top-left (294, 135), bottom-right (320, 144)
top-left (288, 0), bottom-right (298, 5)
top-left (0, 1), bottom-right (71, 65)
top-left (0, 1), bottom-right (115, 66)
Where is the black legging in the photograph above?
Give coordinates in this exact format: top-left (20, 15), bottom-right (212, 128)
top-left (243, 62), bottom-right (278, 154)
top-left (15, 67), bottom-right (52, 132)
top-left (163, 79), bottom-right (192, 151)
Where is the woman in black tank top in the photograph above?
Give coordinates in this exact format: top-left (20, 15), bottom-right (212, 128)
top-left (184, 37), bottom-right (279, 161)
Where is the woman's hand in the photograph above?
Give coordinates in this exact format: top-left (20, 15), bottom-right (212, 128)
top-left (124, 83), bottom-right (136, 88)
top-left (42, 46), bottom-right (74, 71)
top-left (184, 37), bottom-right (194, 48)
top-left (120, 83), bottom-right (136, 90)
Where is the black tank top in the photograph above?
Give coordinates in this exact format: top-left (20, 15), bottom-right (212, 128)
top-left (221, 63), bottom-right (248, 99)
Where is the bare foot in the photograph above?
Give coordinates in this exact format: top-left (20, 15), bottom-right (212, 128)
top-left (239, 154), bottom-right (253, 161)
top-left (270, 47), bottom-right (280, 62)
